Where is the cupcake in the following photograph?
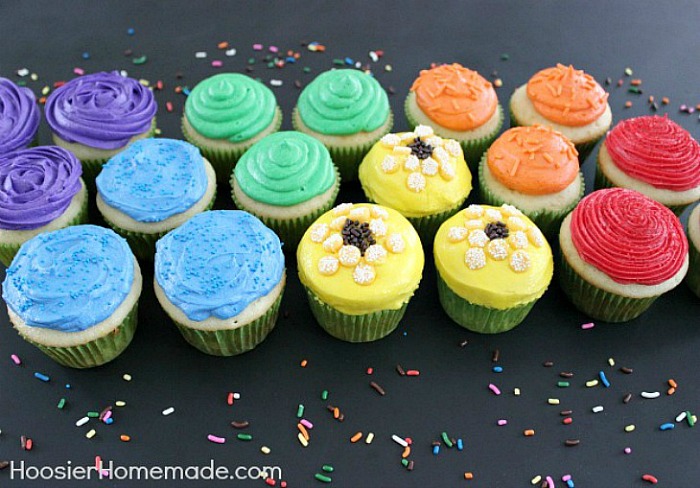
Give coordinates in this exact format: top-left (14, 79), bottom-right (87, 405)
top-left (0, 146), bottom-right (88, 267)
top-left (231, 131), bottom-right (339, 251)
top-left (510, 64), bottom-right (612, 162)
top-left (405, 63), bottom-right (503, 171)
top-left (297, 203), bottom-right (424, 342)
top-left (154, 211), bottom-right (285, 356)
top-left (96, 138), bottom-right (217, 260)
top-left (0, 77), bottom-right (40, 154)
top-left (434, 204), bottom-right (553, 334)
top-left (182, 73), bottom-right (282, 187)
top-left (44, 71), bottom-right (157, 188)
top-left (687, 204), bottom-right (700, 298)
top-left (596, 115), bottom-right (700, 215)
top-left (292, 69), bottom-right (393, 182)
top-left (559, 188), bottom-right (688, 322)
top-left (479, 125), bottom-right (584, 236)
top-left (358, 124), bottom-right (472, 242)
top-left (2, 225), bottom-right (142, 368)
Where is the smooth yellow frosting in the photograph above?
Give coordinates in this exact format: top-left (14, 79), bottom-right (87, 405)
top-left (297, 203), bottom-right (424, 315)
top-left (358, 125), bottom-right (472, 217)
top-left (434, 204), bottom-right (553, 309)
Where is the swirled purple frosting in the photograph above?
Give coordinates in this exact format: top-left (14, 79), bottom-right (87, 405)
top-left (44, 71), bottom-right (157, 150)
top-left (0, 146), bottom-right (82, 230)
top-left (0, 77), bottom-right (40, 154)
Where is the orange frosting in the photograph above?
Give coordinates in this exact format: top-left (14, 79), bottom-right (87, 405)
top-left (526, 64), bottom-right (608, 127)
top-left (486, 125), bottom-right (579, 195)
top-left (410, 63), bottom-right (497, 131)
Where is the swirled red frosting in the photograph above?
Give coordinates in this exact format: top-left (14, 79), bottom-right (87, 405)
top-left (605, 115), bottom-right (700, 191)
top-left (570, 188), bottom-right (688, 285)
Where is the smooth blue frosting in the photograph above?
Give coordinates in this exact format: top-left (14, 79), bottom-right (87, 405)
top-left (96, 138), bottom-right (208, 223)
top-left (155, 210), bottom-right (284, 322)
top-left (2, 225), bottom-right (135, 332)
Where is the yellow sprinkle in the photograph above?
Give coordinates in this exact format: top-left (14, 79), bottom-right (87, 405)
top-left (297, 432), bottom-right (309, 447)
top-left (531, 475), bottom-right (542, 485)
top-left (586, 379), bottom-right (599, 387)
top-left (115, 401), bottom-right (126, 407)
top-left (624, 424), bottom-right (636, 433)
top-left (122, 374), bottom-right (132, 382)
top-left (86, 429), bottom-right (96, 439)
top-left (365, 432), bottom-right (375, 444)
top-left (608, 358), bottom-right (615, 367)
top-left (41, 86), bottom-right (50, 95)
top-left (514, 388), bottom-right (521, 396)
top-left (260, 446), bottom-right (271, 455)
top-left (547, 398), bottom-right (560, 405)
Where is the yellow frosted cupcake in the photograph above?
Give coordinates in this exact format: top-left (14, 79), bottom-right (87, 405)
top-left (434, 204), bottom-right (553, 333)
top-left (297, 202), bottom-right (424, 342)
top-left (359, 125), bottom-right (472, 243)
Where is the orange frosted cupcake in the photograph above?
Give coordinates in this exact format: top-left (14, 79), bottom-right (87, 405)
top-left (405, 63), bottom-right (503, 170)
top-left (479, 125), bottom-right (584, 236)
top-left (510, 64), bottom-right (612, 162)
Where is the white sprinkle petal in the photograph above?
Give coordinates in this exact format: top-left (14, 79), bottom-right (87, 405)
top-left (353, 263), bottom-right (376, 285)
top-left (364, 244), bottom-right (387, 264)
top-left (381, 155), bottom-right (398, 173)
top-left (501, 204), bottom-right (523, 216)
top-left (404, 154), bottom-right (420, 171)
top-left (509, 231), bottom-right (529, 250)
top-left (509, 250), bottom-right (531, 272)
top-left (380, 134), bottom-right (401, 146)
top-left (386, 233), bottom-right (405, 253)
top-left (447, 226), bottom-right (468, 242)
top-left (333, 203), bottom-right (353, 215)
top-left (349, 207), bottom-right (370, 222)
top-left (338, 245), bottom-right (361, 266)
top-left (488, 239), bottom-right (508, 260)
top-left (465, 219), bottom-right (483, 229)
top-left (369, 218), bottom-right (387, 237)
top-left (370, 206), bottom-right (389, 219)
top-left (318, 256), bottom-right (339, 275)
top-left (399, 132), bottom-right (416, 141)
top-left (413, 125), bottom-right (434, 137)
top-left (309, 223), bottom-right (329, 243)
top-left (465, 248), bottom-right (486, 270)
top-left (322, 234), bottom-right (343, 253)
top-left (330, 216), bottom-right (348, 230)
top-left (507, 216), bottom-right (527, 231)
top-left (393, 146), bottom-right (412, 155)
top-left (406, 172), bottom-right (426, 192)
top-left (440, 161), bottom-right (456, 180)
top-left (446, 139), bottom-right (462, 156)
top-left (527, 227), bottom-right (545, 247)
top-left (433, 146), bottom-right (449, 164)
top-left (424, 136), bottom-right (443, 147)
top-left (468, 230), bottom-right (489, 248)
top-left (421, 157), bottom-right (439, 176)
top-left (464, 204), bottom-right (484, 218)
top-left (486, 209), bottom-right (503, 221)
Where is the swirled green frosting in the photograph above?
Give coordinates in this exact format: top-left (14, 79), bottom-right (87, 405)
top-left (185, 73), bottom-right (277, 142)
top-left (234, 131), bottom-right (336, 206)
top-left (297, 69), bottom-right (390, 135)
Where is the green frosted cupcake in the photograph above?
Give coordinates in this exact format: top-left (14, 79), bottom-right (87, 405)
top-left (404, 63), bottom-right (503, 173)
top-left (434, 204), bottom-right (553, 334)
top-left (297, 203), bottom-right (424, 342)
top-left (182, 73), bottom-right (282, 187)
top-left (2, 225), bottom-right (142, 368)
top-left (478, 125), bottom-right (584, 237)
top-left (96, 138), bottom-right (217, 260)
top-left (0, 146), bottom-right (88, 267)
top-left (358, 125), bottom-right (472, 244)
top-left (231, 131), bottom-right (340, 252)
top-left (687, 204), bottom-right (700, 298)
top-left (559, 188), bottom-right (689, 322)
top-left (292, 69), bottom-right (393, 182)
top-left (154, 211), bottom-right (285, 356)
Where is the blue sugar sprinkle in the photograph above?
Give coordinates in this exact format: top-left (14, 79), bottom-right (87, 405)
top-left (127, 28), bottom-right (135, 35)
top-left (492, 366), bottom-right (503, 373)
top-left (660, 423), bottom-right (675, 431)
top-left (34, 372), bottom-right (50, 382)
top-left (599, 370), bottom-right (610, 388)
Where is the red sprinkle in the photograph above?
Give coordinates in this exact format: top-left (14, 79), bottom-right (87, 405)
top-left (53, 81), bottom-right (66, 88)
top-left (26, 438), bottom-right (33, 451)
top-left (642, 474), bottom-right (658, 484)
top-left (366, 367), bottom-right (373, 375)
top-left (562, 417), bottom-right (573, 425)
top-left (156, 80), bottom-right (164, 90)
top-left (227, 392), bottom-right (234, 406)
top-left (166, 102), bottom-right (173, 112)
top-left (406, 370), bottom-right (420, 376)
top-left (265, 478), bottom-right (276, 486)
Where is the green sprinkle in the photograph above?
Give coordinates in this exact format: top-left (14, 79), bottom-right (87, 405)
top-left (321, 390), bottom-right (329, 401)
top-left (303, 67), bottom-right (311, 73)
top-left (628, 87), bottom-right (642, 94)
top-left (401, 458), bottom-right (409, 467)
top-left (237, 433), bottom-right (253, 441)
top-left (57, 398), bottom-right (66, 409)
top-left (17, 81), bottom-right (27, 87)
top-left (132, 55), bottom-right (147, 65)
top-left (87, 411), bottom-right (100, 418)
top-left (333, 59), bottom-right (344, 66)
top-left (296, 404), bottom-right (305, 418)
top-left (314, 473), bottom-right (332, 483)
top-left (624, 67), bottom-right (633, 76)
top-left (322, 465), bottom-right (334, 473)
top-left (688, 411), bottom-right (695, 427)
top-left (500, 53), bottom-right (510, 61)
top-left (248, 57), bottom-right (256, 65)
top-left (441, 432), bottom-right (453, 448)
top-left (267, 62), bottom-right (274, 68)
top-left (558, 381), bottom-right (570, 388)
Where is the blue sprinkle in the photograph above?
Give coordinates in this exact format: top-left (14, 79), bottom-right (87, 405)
top-left (127, 28), bottom-right (135, 36)
top-left (599, 370), bottom-right (610, 388)
top-left (456, 438), bottom-right (463, 451)
top-left (567, 480), bottom-right (575, 488)
top-left (344, 57), bottom-right (354, 65)
top-left (492, 366), bottom-right (503, 373)
top-left (82, 52), bottom-right (90, 60)
top-left (432, 445), bottom-right (440, 455)
top-left (660, 422), bottom-right (675, 431)
top-left (105, 417), bottom-right (114, 425)
top-left (65, 384), bottom-right (71, 389)
top-left (183, 87), bottom-right (191, 96)
top-left (34, 372), bottom-right (50, 382)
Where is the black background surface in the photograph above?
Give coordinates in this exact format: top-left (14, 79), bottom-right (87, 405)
top-left (1, 1), bottom-right (700, 487)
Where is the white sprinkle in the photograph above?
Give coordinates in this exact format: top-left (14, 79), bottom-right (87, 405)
top-left (85, 429), bottom-right (96, 439)
top-left (464, 204), bottom-right (484, 218)
top-left (225, 48), bottom-right (237, 57)
top-left (514, 388), bottom-right (521, 396)
top-left (119, 70), bottom-right (128, 77)
top-left (369, 51), bottom-right (379, 63)
top-left (641, 391), bottom-right (661, 399)
top-left (233, 393), bottom-right (241, 400)
top-left (548, 398), bottom-right (560, 405)
top-left (162, 407), bottom-right (175, 416)
top-left (406, 172), bottom-right (426, 192)
top-left (76, 416), bottom-right (90, 427)
top-left (433, 146), bottom-right (449, 164)
top-left (369, 218), bottom-right (387, 237)
top-left (465, 248), bottom-right (486, 270)
top-left (322, 234), bottom-right (343, 253)
top-left (309, 223), bottom-right (329, 243)
top-left (380, 134), bottom-right (401, 146)
top-left (447, 226), bottom-right (468, 242)
top-left (527, 227), bottom-right (545, 247)
top-left (349, 206), bottom-right (370, 221)
top-left (317, 256), bottom-right (339, 275)
top-left (509, 250), bottom-right (531, 272)
top-left (608, 357), bottom-right (615, 367)
top-left (261, 446), bottom-right (271, 454)
top-left (115, 401), bottom-right (126, 407)
top-left (468, 229), bottom-right (489, 248)
top-left (270, 79), bottom-right (283, 87)
top-left (465, 219), bottom-right (483, 229)
top-left (365, 432), bottom-right (375, 444)
top-left (16, 68), bottom-right (29, 77)
top-left (391, 434), bottom-right (408, 447)
top-left (500, 204), bottom-right (523, 216)
top-left (676, 411), bottom-right (688, 423)
top-left (399, 131), bottom-right (416, 141)
top-left (445, 139), bottom-right (462, 156)
top-left (353, 263), bottom-right (376, 285)
top-left (507, 216), bottom-right (527, 231)
top-left (486, 209), bottom-right (503, 221)
top-left (386, 233), bottom-right (405, 253)
top-left (122, 374), bottom-right (132, 381)
top-left (487, 239), bottom-right (508, 260)
top-left (370, 206), bottom-right (389, 219)
top-left (413, 125), bottom-right (434, 137)
top-left (393, 146), bottom-right (412, 155)
top-left (364, 244), bottom-right (387, 264)
top-left (421, 157), bottom-right (439, 176)
top-left (338, 245), bottom-right (361, 267)
top-left (333, 203), bottom-right (353, 215)
top-left (592, 405), bottom-right (604, 413)
top-left (195, 51), bottom-right (207, 59)
top-left (381, 155), bottom-right (398, 173)
top-left (509, 231), bottom-right (529, 250)
top-left (404, 154), bottom-right (420, 171)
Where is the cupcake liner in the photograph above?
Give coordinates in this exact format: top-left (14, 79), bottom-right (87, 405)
top-left (559, 249), bottom-right (659, 322)
top-left (304, 288), bottom-right (408, 342)
top-left (0, 193), bottom-right (90, 267)
top-left (292, 108), bottom-right (393, 183)
top-left (182, 108), bottom-right (283, 188)
top-left (17, 301), bottom-right (139, 369)
top-left (101, 190), bottom-right (216, 261)
top-left (595, 165), bottom-right (689, 217)
top-left (478, 154), bottom-right (584, 236)
top-left (686, 239), bottom-right (700, 298)
top-left (231, 172), bottom-right (340, 252)
top-left (437, 274), bottom-right (535, 333)
top-left (171, 287), bottom-right (284, 356)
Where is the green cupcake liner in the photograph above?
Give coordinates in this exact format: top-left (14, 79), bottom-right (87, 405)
top-left (594, 165), bottom-right (689, 217)
top-left (171, 287), bottom-right (284, 356)
top-left (509, 107), bottom-right (601, 164)
top-left (0, 193), bottom-right (90, 267)
top-left (559, 249), bottom-right (659, 322)
top-left (182, 108), bottom-right (283, 188)
top-left (304, 288), bottom-right (408, 342)
top-left (17, 301), bottom-right (139, 369)
top-left (437, 274), bottom-right (536, 334)
top-left (686, 237), bottom-right (700, 298)
top-left (100, 190), bottom-right (217, 261)
top-left (231, 172), bottom-right (340, 253)
top-left (478, 154), bottom-right (584, 236)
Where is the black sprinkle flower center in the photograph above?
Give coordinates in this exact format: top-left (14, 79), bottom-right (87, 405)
top-left (408, 137), bottom-right (434, 160)
top-left (341, 219), bottom-right (376, 256)
top-left (485, 221), bottom-right (509, 240)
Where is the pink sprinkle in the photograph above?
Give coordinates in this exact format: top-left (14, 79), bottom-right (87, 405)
top-left (366, 367), bottom-right (373, 375)
top-left (227, 392), bottom-right (234, 405)
top-left (497, 419), bottom-right (507, 426)
top-left (581, 322), bottom-right (595, 330)
top-left (624, 447), bottom-right (632, 454)
top-left (10, 354), bottom-right (21, 365)
top-left (488, 383), bottom-right (501, 396)
top-left (207, 434), bottom-right (226, 444)
top-left (253, 44), bottom-right (263, 51)
top-left (73, 67), bottom-right (85, 76)
top-left (545, 476), bottom-right (554, 488)
top-left (406, 370), bottom-right (420, 376)
top-left (300, 419), bottom-right (313, 429)
top-left (211, 60), bottom-right (223, 68)
top-left (269, 46), bottom-right (279, 53)
top-left (102, 410), bottom-right (112, 422)
top-left (562, 475), bottom-right (572, 482)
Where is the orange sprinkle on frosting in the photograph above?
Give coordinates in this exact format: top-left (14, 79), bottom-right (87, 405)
top-left (486, 125), bottom-right (579, 195)
top-left (410, 63), bottom-right (497, 131)
top-left (526, 64), bottom-right (608, 126)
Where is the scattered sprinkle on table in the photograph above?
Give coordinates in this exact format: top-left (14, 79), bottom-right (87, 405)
top-left (208, 434), bottom-right (226, 444)
top-left (370, 381), bottom-right (386, 396)
top-left (10, 354), bottom-right (21, 365)
top-left (34, 372), bottom-right (50, 382)
top-left (641, 391), bottom-right (660, 399)
top-left (162, 407), bottom-right (175, 416)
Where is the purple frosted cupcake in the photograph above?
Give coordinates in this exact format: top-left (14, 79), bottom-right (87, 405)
top-left (0, 146), bottom-right (88, 267)
top-left (0, 77), bottom-right (40, 154)
top-left (44, 71), bottom-right (157, 187)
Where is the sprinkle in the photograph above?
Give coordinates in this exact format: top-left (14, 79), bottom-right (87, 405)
top-left (558, 381), bottom-right (570, 388)
top-left (231, 420), bottom-right (249, 429)
top-left (497, 419), bottom-right (508, 426)
top-left (165, 101), bottom-right (173, 113)
top-left (297, 432), bottom-right (308, 447)
top-left (253, 43), bottom-right (263, 51)
top-left (488, 383), bottom-right (501, 396)
top-left (402, 446), bottom-right (411, 458)
top-left (607, 357), bottom-right (615, 367)
top-left (548, 398), bottom-right (560, 405)
top-left (300, 419), bottom-right (313, 430)
top-left (441, 432), bottom-right (453, 447)
top-left (513, 388), bottom-right (521, 396)
top-left (642, 474), bottom-right (658, 484)
top-left (34, 372), bottom-right (50, 382)
top-left (207, 434), bottom-right (226, 444)
top-left (366, 367), bottom-right (373, 375)
top-left (314, 473), bottom-right (332, 483)
top-left (457, 438), bottom-right (464, 450)
top-left (370, 381), bottom-right (386, 396)
top-left (562, 417), bottom-right (573, 425)
top-left (162, 407), bottom-right (175, 416)
top-left (531, 475), bottom-right (542, 485)
top-left (270, 79), bottom-right (283, 87)
top-left (119, 434), bottom-right (131, 442)
top-left (668, 387), bottom-right (676, 395)
top-left (641, 391), bottom-right (660, 399)
top-left (86, 429), bottom-right (96, 439)
top-left (396, 364), bottom-right (406, 376)
top-left (16, 68), bottom-right (29, 77)
top-left (10, 354), bottom-right (21, 365)
top-left (560, 410), bottom-right (573, 416)
top-left (592, 405), bottom-right (604, 413)
top-left (350, 432), bottom-right (363, 443)
top-left (406, 370), bottom-right (420, 376)
top-left (76, 416), bottom-right (90, 427)
top-left (360, 432), bottom-right (373, 445)
top-left (296, 404), bottom-right (305, 418)
top-left (543, 361), bottom-right (554, 367)
top-left (523, 429), bottom-right (535, 437)
top-left (676, 411), bottom-right (688, 422)
top-left (392, 434), bottom-right (408, 447)
top-left (623, 393), bottom-right (632, 404)
top-left (493, 366), bottom-right (503, 373)
top-left (668, 379), bottom-right (678, 388)
top-left (122, 374), bottom-right (132, 382)
top-left (115, 401), bottom-right (126, 407)
top-left (300, 359), bottom-right (308, 368)
top-left (298, 423), bottom-right (310, 441)
top-left (662, 97), bottom-right (670, 105)
top-left (599, 371), bottom-right (610, 387)
top-left (660, 423), bottom-right (674, 431)
top-left (545, 476), bottom-right (555, 488)
top-left (322, 465), bottom-right (334, 473)
top-left (624, 447), bottom-right (632, 454)
top-left (687, 412), bottom-right (695, 427)
top-left (580, 322), bottom-right (595, 330)
top-left (624, 424), bottom-right (635, 432)
top-left (624, 67), bottom-right (633, 76)
top-left (87, 411), bottom-right (100, 418)
top-left (432, 444), bottom-right (440, 455)
top-left (625, 101), bottom-right (633, 108)
top-left (132, 55), bottom-right (147, 65)
top-left (564, 439), bottom-right (580, 447)
top-left (260, 446), bottom-right (271, 455)
top-left (620, 367), bottom-right (634, 374)
top-left (586, 379), bottom-right (599, 388)
top-left (237, 433), bottom-right (252, 441)
top-left (56, 398), bottom-right (66, 409)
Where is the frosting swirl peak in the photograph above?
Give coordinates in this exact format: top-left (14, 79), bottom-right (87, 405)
top-left (0, 77), bottom-right (40, 154)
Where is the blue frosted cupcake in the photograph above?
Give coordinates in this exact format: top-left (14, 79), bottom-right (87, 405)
top-left (96, 138), bottom-right (217, 260)
top-left (0, 77), bottom-right (40, 154)
top-left (154, 211), bottom-right (286, 356)
top-left (2, 225), bottom-right (142, 368)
